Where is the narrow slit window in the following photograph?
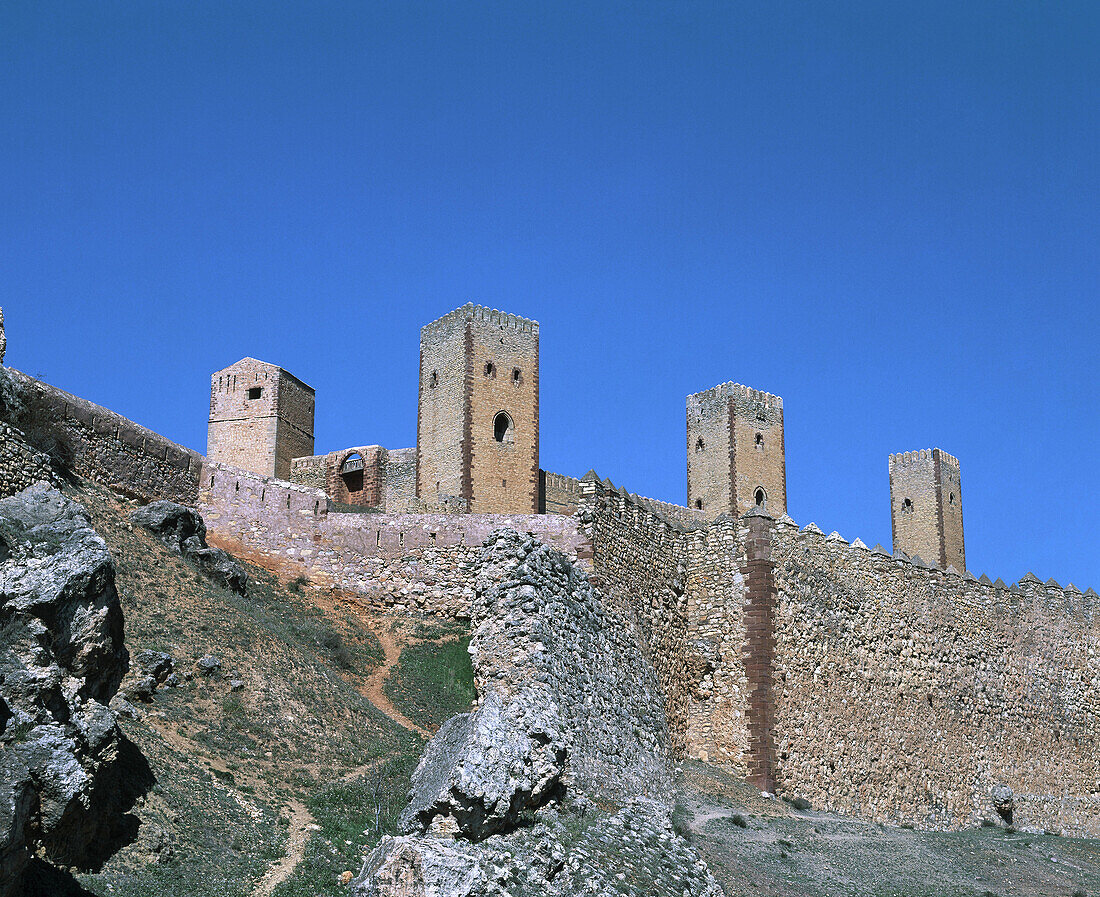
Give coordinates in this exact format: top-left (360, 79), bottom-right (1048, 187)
top-left (484, 361), bottom-right (495, 378)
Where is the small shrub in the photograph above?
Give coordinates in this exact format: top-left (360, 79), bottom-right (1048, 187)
top-left (222, 694), bottom-right (245, 722)
top-left (319, 629), bottom-right (353, 669)
top-left (1073, 890), bottom-right (1087, 897)
top-left (670, 803), bottom-right (694, 843)
top-left (729, 813), bottom-right (748, 828)
top-left (287, 575), bottom-right (310, 594)
top-left (790, 796), bottom-right (812, 811)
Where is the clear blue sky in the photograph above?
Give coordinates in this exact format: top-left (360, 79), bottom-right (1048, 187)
top-left (3, 2), bottom-right (1097, 587)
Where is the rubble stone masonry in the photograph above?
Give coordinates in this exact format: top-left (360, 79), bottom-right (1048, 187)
top-left (198, 461), bottom-right (588, 619)
top-left (770, 520), bottom-right (1100, 834)
top-left (1, 368), bottom-right (202, 504)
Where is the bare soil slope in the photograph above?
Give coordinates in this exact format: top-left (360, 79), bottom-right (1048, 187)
top-left (679, 762), bottom-right (1100, 897)
top-left (64, 483), bottom-right (474, 897)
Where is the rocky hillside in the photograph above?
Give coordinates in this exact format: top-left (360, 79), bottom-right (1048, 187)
top-left (0, 484), bottom-right (141, 897)
top-left (359, 530), bottom-right (723, 896)
top-left (2, 475), bottom-right (1099, 897)
top-left (43, 482), bottom-right (469, 897)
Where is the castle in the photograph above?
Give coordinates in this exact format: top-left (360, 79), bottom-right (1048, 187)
top-left (205, 302), bottom-right (961, 566)
top-left (2, 303), bottom-right (1098, 838)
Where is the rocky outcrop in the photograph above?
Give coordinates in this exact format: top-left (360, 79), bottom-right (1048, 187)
top-left (130, 501), bottom-right (247, 595)
top-left (0, 483), bottom-right (147, 896)
top-left (354, 530), bottom-right (720, 896)
top-left (0, 306), bottom-right (6, 365)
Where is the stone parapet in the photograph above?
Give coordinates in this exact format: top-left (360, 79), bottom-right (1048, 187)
top-left (2, 368), bottom-right (202, 504)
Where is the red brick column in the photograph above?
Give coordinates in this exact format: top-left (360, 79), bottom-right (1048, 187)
top-left (740, 508), bottom-right (777, 793)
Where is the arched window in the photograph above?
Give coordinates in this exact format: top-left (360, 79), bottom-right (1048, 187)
top-left (493, 411), bottom-right (514, 444)
top-left (484, 361), bottom-right (495, 378)
top-left (754, 487), bottom-right (766, 509)
top-left (949, 492), bottom-right (955, 505)
top-left (340, 452), bottom-right (365, 493)
top-left (902, 497), bottom-right (913, 513)
top-left (755, 432), bottom-right (764, 450)
top-left (429, 371), bottom-right (438, 388)
top-left (341, 452), bottom-right (365, 474)
top-left (512, 367), bottom-right (522, 384)
top-left (695, 437), bottom-right (705, 452)
top-left (694, 498), bottom-right (703, 510)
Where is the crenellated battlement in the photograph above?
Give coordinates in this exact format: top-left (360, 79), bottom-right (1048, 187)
top-left (688, 381), bottom-right (784, 411)
top-left (421, 302), bottom-right (539, 335)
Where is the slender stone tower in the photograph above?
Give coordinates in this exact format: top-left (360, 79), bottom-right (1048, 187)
top-left (687, 382), bottom-right (786, 517)
top-left (207, 358), bottom-right (315, 480)
top-left (417, 304), bottom-right (539, 514)
top-left (0, 306), bottom-right (6, 365)
top-left (889, 448), bottom-right (965, 571)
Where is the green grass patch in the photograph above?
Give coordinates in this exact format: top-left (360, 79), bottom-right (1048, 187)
top-left (383, 636), bottom-right (476, 730)
top-left (272, 747), bottom-right (421, 897)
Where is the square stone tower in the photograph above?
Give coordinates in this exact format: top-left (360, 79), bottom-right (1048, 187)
top-left (687, 382), bottom-right (786, 517)
top-left (207, 357), bottom-right (315, 481)
top-left (889, 448), bottom-right (965, 570)
top-left (417, 304), bottom-right (539, 514)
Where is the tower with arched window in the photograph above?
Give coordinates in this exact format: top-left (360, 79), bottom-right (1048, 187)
top-left (888, 448), bottom-right (965, 571)
top-left (686, 382), bottom-right (786, 518)
top-left (416, 304), bottom-right (539, 513)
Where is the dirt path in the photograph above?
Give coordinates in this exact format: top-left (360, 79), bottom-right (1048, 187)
top-left (251, 798), bottom-right (313, 897)
top-left (246, 623), bottom-right (429, 896)
top-left (363, 623), bottom-right (432, 738)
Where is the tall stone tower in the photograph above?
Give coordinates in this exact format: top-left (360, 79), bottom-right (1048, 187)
top-left (417, 304), bottom-right (539, 514)
top-left (207, 358), bottom-right (315, 481)
top-left (889, 448), bottom-right (965, 570)
top-left (686, 382), bottom-right (786, 517)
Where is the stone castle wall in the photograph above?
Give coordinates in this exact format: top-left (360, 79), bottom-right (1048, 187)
top-left (198, 461), bottom-right (590, 618)
top-left (383, 447), bottom-right (417, 513)
top-left (769, 520), bottom-right (1100, 834)
top-left (567, 479), bottom-right (1100, 835)
top-left (2, 368), bottom-right (202, 504)
top-left (543, 470), bottom-right (707, 528)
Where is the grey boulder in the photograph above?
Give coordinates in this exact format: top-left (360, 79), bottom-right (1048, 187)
top-left (130, 501), bottom-right (247, 595)
top-left (0, 483), bottom-right (148, 895)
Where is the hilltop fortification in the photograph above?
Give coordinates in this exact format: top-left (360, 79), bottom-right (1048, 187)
top-left (3, 304), bottom-right (1097, 841)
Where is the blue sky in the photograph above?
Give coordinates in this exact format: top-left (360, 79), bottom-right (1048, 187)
top-left (2, 2), bottom-right (1097, 587)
